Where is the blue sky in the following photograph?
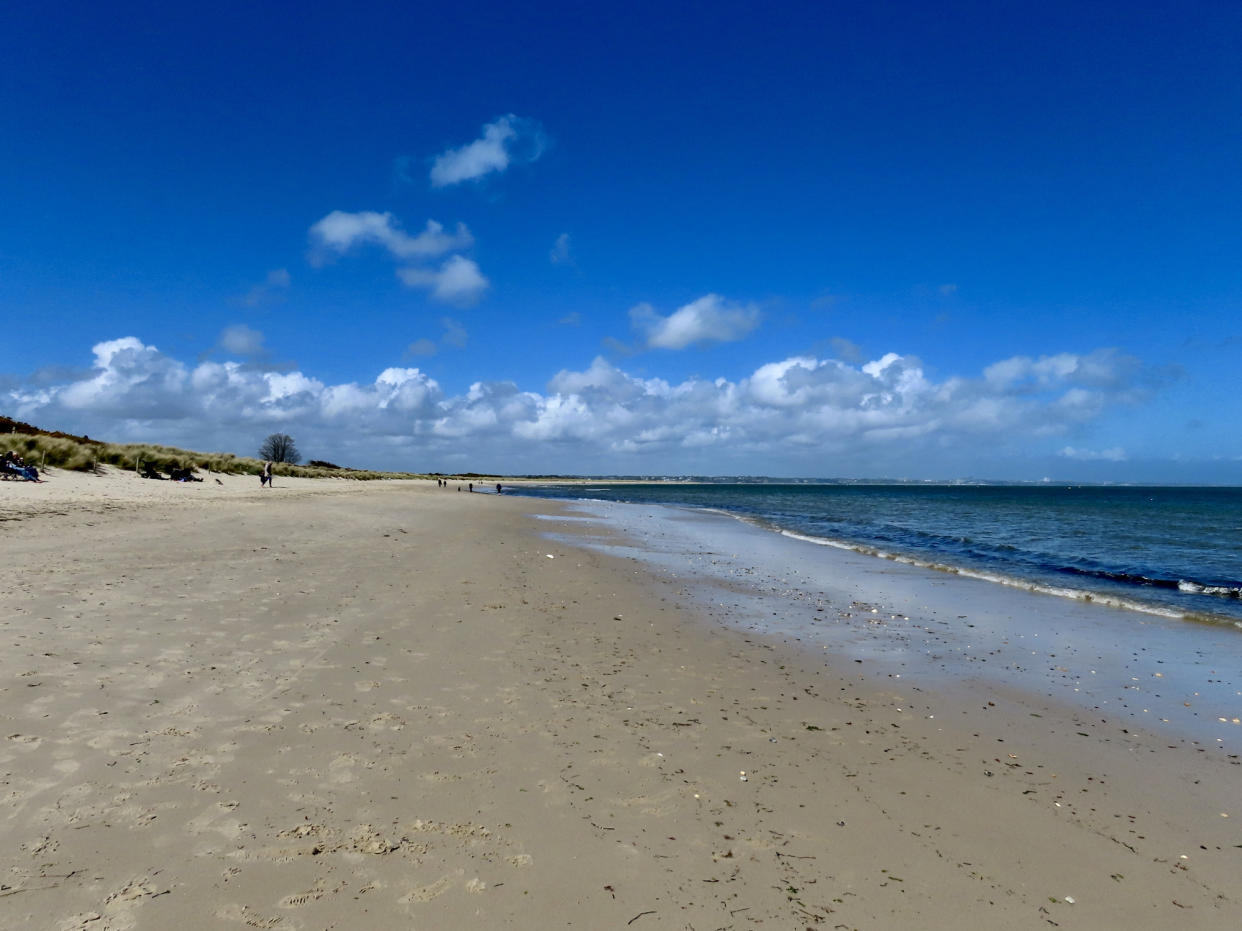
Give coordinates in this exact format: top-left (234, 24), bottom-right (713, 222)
top-left (2, 1), bottom-right (1240, 480)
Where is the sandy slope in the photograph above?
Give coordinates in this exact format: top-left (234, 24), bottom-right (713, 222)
top-left (0, 471), bottom-right (1237, 929)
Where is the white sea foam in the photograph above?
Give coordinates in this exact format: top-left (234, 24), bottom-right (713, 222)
top-left (1179, 580), bottom-right (1242, 598)
top-left (767, 525), bottom-right (1209, 625)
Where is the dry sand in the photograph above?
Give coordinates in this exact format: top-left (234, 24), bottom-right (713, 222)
top-left (1, 468), bottom-right (1238, 929)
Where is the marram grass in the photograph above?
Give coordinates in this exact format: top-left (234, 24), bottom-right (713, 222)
top-left (0, 432), bottom-right (426, 481)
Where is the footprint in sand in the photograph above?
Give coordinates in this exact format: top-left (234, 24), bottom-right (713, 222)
top-left (57, 912), bottom-right (106, 931)
top-left (104, 877), bottom-right (159, 904)
top-left (215, 903), bottom-right (283, 928)
top-left (400, 871), bottom-right (459, 903)
top-left (279, 884), bottom-right (329, 908)
top-left (227, 844), bottom-right (316, 864)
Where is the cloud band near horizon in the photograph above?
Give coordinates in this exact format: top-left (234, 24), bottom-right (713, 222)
top-left (3, 336), bottom-right (1156, 475)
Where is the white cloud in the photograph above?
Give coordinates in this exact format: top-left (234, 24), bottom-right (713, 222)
top-left (263, 371), bottom-right (323, 404)
top-left (308, 211), bottom-right (484, 305)
top-left (549, 356), bottom-right (668, 401)
top-left (630, 294), bottom-right (761, 349)
top-left (308, 211), bottom-right (472, 264)
top-left (983, 349), bottom-right (1140, 392)
top-left (550, 232), bottom-right (572, 265)
top-left (1059, 445), bottom-right (1128, 462)
top-left (429, 114), bottom-right (546, 187)
top-left (397, 255), bottom-right (489, 305)
top-left (56, 338), bottom-right (192, 418)
top-left (219, 324), bottom-right (265, 357)
top-left (4, 337), bottom-right (1156, 475)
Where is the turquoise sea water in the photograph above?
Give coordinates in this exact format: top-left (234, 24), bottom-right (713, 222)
top-left (512, 484), bottom-right (1242, 629)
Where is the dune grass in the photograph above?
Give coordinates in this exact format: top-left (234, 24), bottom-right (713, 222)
top-left (0, 432), bottom-right (427, 481)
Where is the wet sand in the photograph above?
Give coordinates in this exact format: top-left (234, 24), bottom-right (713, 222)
top-left (1, 469), bottom-right (1238, 929)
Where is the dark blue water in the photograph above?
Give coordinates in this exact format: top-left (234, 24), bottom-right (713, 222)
top-left (512, 483), bottom-right (1242, 628)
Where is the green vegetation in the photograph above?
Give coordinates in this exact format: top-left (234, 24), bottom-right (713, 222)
top-left (0, 430), bottom-right (426, 481)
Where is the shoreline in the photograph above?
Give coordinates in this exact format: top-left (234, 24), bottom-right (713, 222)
top-left (763, 521), bottom-right (1239, 630)
top-left (2, 475), bottom-right (1238, 928)
top-left (535, 497), bottom-right (1242, 752)
top-left (508, 482), bottom-right (1242, 630)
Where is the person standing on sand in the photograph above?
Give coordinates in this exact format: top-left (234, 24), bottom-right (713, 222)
top-left (260, 461), bottom-right (272, 488)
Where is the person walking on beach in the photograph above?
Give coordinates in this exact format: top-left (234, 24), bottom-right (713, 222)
top-left (260, 461), bottom-right (272, 488)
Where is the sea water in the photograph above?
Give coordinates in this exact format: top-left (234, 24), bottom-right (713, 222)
top-left (514, 483), bottom-right (1242, 628)
top-left (515, 482), bottom-right (1242, 747)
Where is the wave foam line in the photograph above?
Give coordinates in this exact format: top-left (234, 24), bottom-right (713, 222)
top-left (732, 521), bottom-right (1242, 631)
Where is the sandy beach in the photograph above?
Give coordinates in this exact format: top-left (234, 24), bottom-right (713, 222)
top-left (1, 470), bottom-right (1238, 930)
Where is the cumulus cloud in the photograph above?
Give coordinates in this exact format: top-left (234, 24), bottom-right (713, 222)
top-left (308, 210), bottom-right (484, 305)
top-left (630, 294), bottom-right (761, 349)
top-left (3, 337), bottom-right (1157, 475)
top-left (429, 114), bottom-right (546, 187)
top-left (397, 255), bottom-right (489, 305)
top-left (308, 212), bottom-right (472, 264)
top-left (53, 338), bottom-right (195, 419)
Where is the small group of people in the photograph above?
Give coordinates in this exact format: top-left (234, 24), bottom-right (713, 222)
top-left (434, 478), bottom-right (504, 494)
top-left (2, 450), bottom-right (42, 482)
top-left (140, 464), bottom-right (204, 482)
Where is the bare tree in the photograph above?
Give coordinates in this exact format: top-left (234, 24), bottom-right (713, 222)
top-left (258, 433), bottom-right (301, 464)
